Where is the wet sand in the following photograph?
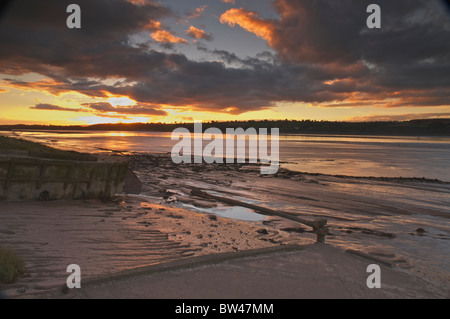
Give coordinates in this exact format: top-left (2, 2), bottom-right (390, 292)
top-left (128, 153), bottom-right (450, 286)
top-left (1, 153), bottom-right (449, 298)
top-left (0, 198), bottom-right (298, 298)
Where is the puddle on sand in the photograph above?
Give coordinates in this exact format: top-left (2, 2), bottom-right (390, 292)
top-left (126, 194), bottom-right (266, 222)
top-left (183, 204), bottom-right (266, 222)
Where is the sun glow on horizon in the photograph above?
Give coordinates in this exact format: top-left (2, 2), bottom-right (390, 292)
top-left (107, 96), bottom-right (137, 107)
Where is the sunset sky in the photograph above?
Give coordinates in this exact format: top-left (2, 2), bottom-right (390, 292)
top-left (0, 0), bottom-right (449, 125)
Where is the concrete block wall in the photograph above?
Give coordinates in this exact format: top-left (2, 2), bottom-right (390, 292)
top-left (0, 156), bottom-right (129, 201)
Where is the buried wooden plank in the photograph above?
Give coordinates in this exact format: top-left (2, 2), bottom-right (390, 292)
top-left (190, 188), bottom-right (329, 243)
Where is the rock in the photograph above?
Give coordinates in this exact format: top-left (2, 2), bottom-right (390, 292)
top-left (256, 228), bottom-right (269, 235)
top-left (416, 228), bottom-right (426, 234)
top-left (167, 196), bottom-right (177, 203)
top-left (122, 169), bottom-right (142, 194)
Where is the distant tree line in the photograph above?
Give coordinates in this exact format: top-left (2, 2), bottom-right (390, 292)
top-left (1, 119), bottom-right (450, 136)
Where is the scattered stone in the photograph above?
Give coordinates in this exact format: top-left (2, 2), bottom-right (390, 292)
top-left (167, 196), bottom-right (177, 203)
top-left (416, 228), bottom-right (426, 234)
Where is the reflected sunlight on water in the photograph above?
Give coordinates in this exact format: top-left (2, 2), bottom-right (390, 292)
top-left (2, 130), bottom-right (450, 181)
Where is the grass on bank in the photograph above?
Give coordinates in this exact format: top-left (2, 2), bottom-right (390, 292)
top-left (0, 135), bottom-right (96, 161)
top-left (0, 244), bottom-right (25, 284)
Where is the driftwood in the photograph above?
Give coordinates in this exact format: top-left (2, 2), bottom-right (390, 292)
top-left (190, 188), bottom-right (329, 243)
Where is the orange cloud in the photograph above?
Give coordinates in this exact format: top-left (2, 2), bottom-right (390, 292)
top-left (186, 5), bottom-right (207, 20)
top-left (126, 0), bottom-right (148, 5)
top-left (151, 30), bottom-right (188, 44)
top-left (346, 113), bottom-right (450, 122)
top-left (185, 26), bottom-right (212, 40)
top-left (221, 0), bottom-right (236, 5)
top-left (147, 20), bottom-right (188, 44)
top-left (220, 8), bottom-right (276, 45)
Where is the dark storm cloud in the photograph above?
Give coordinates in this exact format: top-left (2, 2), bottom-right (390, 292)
top-left (272, 0), bottom-right (450, 64)
top-left (0, 0), bottom-right (172, 77)
top-left (269, 0), bottom-right (450, 98)
top-left (29, 101), bottom-right (168, 117)
top-left (30, 103), bottom-right (85, 112)
top-left (84, 102), bottom-right (168, 116)
top-left (1, 0), bottom-right (449, 115)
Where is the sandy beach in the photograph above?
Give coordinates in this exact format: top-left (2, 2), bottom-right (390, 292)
top-left (0, 153), bottom-right (449, 298)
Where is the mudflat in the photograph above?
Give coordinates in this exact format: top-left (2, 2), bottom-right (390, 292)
top-left (1, 153), bottom-right (449, 298)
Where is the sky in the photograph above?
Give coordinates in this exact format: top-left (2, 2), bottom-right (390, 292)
top-left (0, 0), bottom-right (449, 125)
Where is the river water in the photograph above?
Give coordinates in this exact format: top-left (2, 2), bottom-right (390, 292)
top-left (3, 130), bottom-right (450, 181)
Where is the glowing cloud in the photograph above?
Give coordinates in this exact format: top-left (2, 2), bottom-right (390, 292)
top-left (151, 30), bottom-right (188, 44)
top-left (220, 8), bottom-right (276, 44)
top-left (185, 26), bottom-right (212, 41)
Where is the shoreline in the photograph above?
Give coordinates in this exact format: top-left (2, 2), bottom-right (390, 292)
top-left (2, 117), bottom-right (450, 137)
top-left (130, 151), bottom-right (450, 184)
top-left (4, 127), bottom-right (450, 137)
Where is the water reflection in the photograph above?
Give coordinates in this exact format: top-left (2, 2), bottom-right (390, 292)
top-left (2, 130), bottom-right (450, 181)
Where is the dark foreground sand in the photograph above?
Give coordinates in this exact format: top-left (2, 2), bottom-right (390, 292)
top-left (0, 153), bottom-right (449, 298)
top-left (57, 244), bottom-right (449, 299)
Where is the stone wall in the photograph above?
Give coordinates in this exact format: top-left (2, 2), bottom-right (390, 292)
top-left (0, 156), bottom-right (129, 201)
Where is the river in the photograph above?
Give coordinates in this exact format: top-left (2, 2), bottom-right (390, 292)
top-left (3, 130), bottom-right (450, 181)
